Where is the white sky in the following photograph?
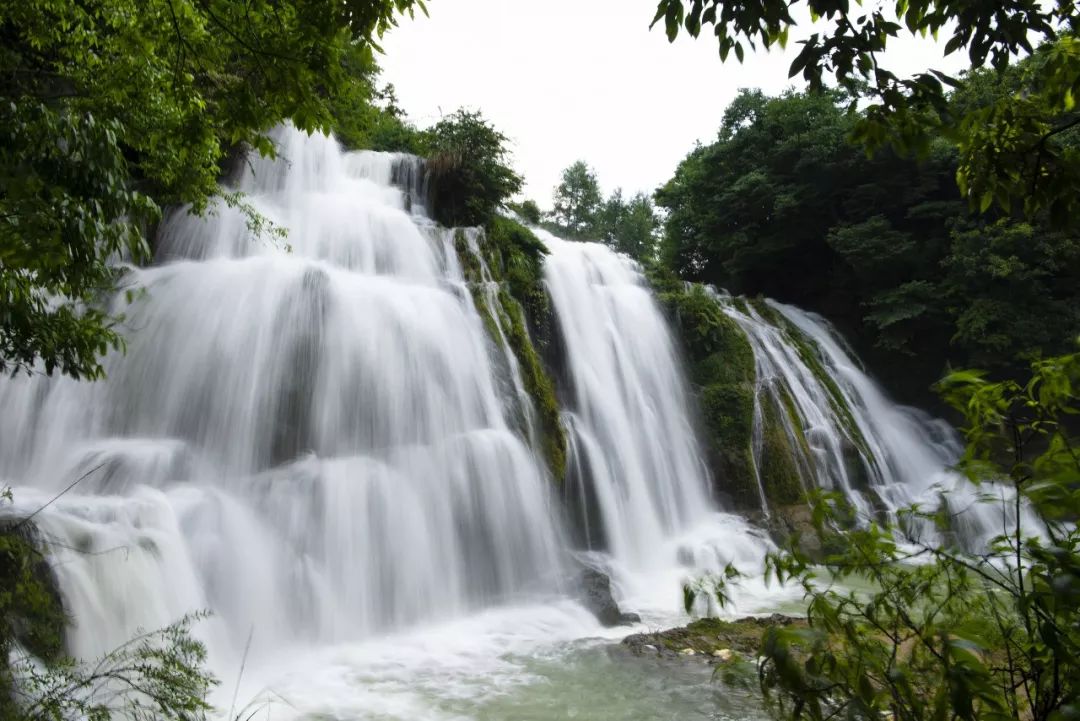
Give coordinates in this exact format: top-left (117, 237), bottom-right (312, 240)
top-left (380, 0), bottom-right (963, 205)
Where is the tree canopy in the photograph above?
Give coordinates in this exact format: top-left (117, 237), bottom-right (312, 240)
top-left (0, 0), bottom-right (426, 379)
top-left (546, 161), bottom-right (660, 262)
top-left (424, 109), bottom-right (523, 228)
top-left (652, 0), bottom-right (1080, 226)
top-left (551, 161), bottom-right (604, 238)
top-left (656, 85), bottom-right (1080, 402)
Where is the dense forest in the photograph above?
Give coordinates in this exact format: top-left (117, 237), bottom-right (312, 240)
top-left (2, 0), bottom-right (1080, 720)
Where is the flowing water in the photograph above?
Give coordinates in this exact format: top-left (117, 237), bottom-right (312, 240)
top-left (0, 127), bottom-right (781, 719)
top-left (719, 294), bottom-right (1024, 547)
top-left (1, 126), bottom-right (1008, 719)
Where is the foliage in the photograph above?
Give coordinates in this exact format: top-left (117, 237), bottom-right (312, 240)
top-left (547, 162), bottom-right (660, 261)
top-left (1, 518), bottom-right (66, 695)
top-left (424, 109), bottom-right (523, 228)
top-left (326, 44), bottom-right (427, 154)
top-left (1, 489), bottom-right (215, 720)
top-left (8, 615), bottom-right (216, 721)
top-left (656, 87), bottom-right (1080, 402)
top-left (596, 190), bottom-right (661, 262)
top-left (651, 1), bottom-right (1080, 226)
top-left (756, 349), bottom-right (1080, 721)
top-left (551, 161), bottom-right (603, 238)
top-left (0, 0), bottom-right (425, 379)
top-left (509, 199), bottom-right (543, 226)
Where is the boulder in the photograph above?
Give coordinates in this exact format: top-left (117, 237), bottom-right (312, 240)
top-left (577, 568), bottom-right (642, 627)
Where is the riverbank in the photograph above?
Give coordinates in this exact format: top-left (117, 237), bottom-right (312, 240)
top-left (621, 614), bottom-right (805, 661)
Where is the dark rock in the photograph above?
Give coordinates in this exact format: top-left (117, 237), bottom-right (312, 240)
top-left (749, 504), bottom-right (831, 559)
top-left (578, 568), bottom-right (641, 627)
top-left (0, 518), bottom-right (67, 661)
top-left (676, 546), bottom-right (695, 567)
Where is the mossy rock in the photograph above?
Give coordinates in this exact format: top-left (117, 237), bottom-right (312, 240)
top-left (0, 521), bottom-right (65, 663)
top-left (622, 614), bottom-right (807, 658)
top-left (1, 519), bottom-right (67, 708)
top-left (759, 392), bottom-right (807, 507)
top-left (451, 217), bottom-right (567, 484)
top-left (658, 285), bottom-right (760, 509)
top-left (700, 383), bottom-right (758, 509)
top-left (496, 290), bottom-right (567, 483)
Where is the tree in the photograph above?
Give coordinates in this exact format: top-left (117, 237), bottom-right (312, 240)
top-left (552, 161), bottom-right (603, 238)
top-left (597, 189), bottom-right (661, 261)
top-left (757, 350), bottom-right (1080, 721)
top-left (651, 1), bottom-right (1080, 226)
top-left (509, 199), bottom-right (543, 226)
top-left (0, 0), bottom-right (427, 380)
top-left (327, 44), bottom-right (427, 154)
top-left (655, 86), bottom-right (1080, 402)
top-left (424, 109), bottom-right (523, 228)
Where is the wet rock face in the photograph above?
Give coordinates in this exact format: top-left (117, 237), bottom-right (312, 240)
top-left (578, 569), bottom-right (641, 627)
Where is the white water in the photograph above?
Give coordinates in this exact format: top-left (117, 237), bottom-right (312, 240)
top-left (1, 127), bottom-right (782, 719)
top-left (0, 127), bottom-right (566, 668)
top-left (541, 234), bottom-right (715, 567)
top-left (3, 124), bottom-right (1006, 719)
top-left (721, 295), bottom-right (1024, 547)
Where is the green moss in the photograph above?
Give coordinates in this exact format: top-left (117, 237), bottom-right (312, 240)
top-left (450, 216), bottom-right (567, 483)
top-left (1, 521), bottom-right (67, 706)
top-left (759, 394), bottom-right (807, 506)
top-left (751, 297), bottom-right (874, 463)
top-left (625, 615), bottom-right (807, 657)
top-left (497, 290), bottom-right (567, 483)
top-left (453, 229), bottom-right (484, 285)
top-left (700, 383), bottom-right (759, 508)
top-left (469, 286), bottom-right (501, 341)
top-left (658, 285), bottom-right (761, 508)
top-left (774, 382), bottom-right (815, 478)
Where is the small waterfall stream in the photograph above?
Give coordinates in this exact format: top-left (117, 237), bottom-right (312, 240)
top-left (718, 294), bottom-right (1024, 547)
top-left (540, 233), bottom-right (714, 567)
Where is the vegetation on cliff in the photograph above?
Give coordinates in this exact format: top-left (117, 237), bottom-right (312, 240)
top-left (658, 285), bottom-right (759, 508)
top-left (453, 220), bottom-right (567, 484)
top-left (655, 83), bottom-right (1080, 405)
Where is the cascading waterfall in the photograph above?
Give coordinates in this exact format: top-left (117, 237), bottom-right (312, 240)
top-left (540, 233), bottom-right (714, 568)
top-left (0, 126), bottom-right (565, 667)
top-left (0, 122), bottom-right (1024, 719)
top-left (718, 293), bottom-right (1022, 547)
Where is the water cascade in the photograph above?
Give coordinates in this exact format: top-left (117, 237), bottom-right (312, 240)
top-left (718, 293), bottom-right (1020, 546)
top-left (540, 235), bottom-right (714, 566)
top-left (0, 126), bottom-right (566, 666)
top-left (0, 125), bottom-right (1014, 719)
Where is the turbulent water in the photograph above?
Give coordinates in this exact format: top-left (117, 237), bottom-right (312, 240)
top-left (0, 126), bottom-right (1003, 719)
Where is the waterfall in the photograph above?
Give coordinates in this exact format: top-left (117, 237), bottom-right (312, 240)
top-left (0, 126), bottom-right (564, 665)
top-left (540, 234), bottom-right (714, 567)
top-left (718, 294), bottom-right (1024, 547)
top-left (2, 122), bottom-right (1021, 719)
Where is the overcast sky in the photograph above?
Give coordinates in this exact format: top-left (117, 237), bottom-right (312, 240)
top-left (380, 0), bottom-right (962, 205)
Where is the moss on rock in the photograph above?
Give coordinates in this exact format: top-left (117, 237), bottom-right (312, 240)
top-left (659, 285), bottom-right (760, 508)
top-left (452, 217), bottom-right (567, 483)
top-left (759, 393), bottom-right (807, 506)
top-left (623, 614), bottom-right (807, 659)
top-left (496, 289), bottom-right (567, 483)
top-left (1, 519), bottom-right (67, 707)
